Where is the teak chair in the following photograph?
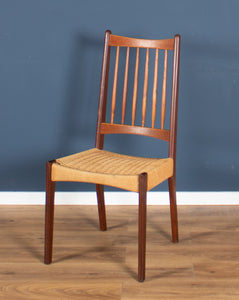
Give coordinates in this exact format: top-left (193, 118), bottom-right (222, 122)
top-left (44, 30), bottom-right (181, 282)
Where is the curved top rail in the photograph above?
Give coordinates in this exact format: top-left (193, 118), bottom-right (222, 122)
top-left (109, 34), bottom-right (174, 50)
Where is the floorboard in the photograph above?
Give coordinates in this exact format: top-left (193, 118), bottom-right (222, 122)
top-left (0, 205), bottom-right (239, 299)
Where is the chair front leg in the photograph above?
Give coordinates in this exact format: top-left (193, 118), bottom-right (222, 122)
top-left (96, 184), bottom-right (107, 231)
top-left (44, 161), bottom-right (55, 264)
top-left (138, 172), bottom-right (147, 282)
top-left (168, 176), bottom-right (178, 243)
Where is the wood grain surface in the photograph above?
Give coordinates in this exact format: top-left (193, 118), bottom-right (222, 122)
top-left (1, 205), bottom-right (239, 299)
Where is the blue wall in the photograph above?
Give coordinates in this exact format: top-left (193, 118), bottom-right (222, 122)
top-left (1, 0), bottom-right (239, 191)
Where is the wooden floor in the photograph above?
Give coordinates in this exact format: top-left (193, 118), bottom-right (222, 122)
top-left (0, 205), bottom-right (239, 299)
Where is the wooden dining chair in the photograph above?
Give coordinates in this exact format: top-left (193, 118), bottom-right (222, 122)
top-left (44, 30), bottom-right (181, 282)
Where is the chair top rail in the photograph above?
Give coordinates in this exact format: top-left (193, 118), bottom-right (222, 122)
top-left (109, 34), bottom-right (175, 50)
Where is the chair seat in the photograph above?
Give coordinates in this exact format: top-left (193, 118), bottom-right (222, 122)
top-left (51, 148), bottom-right (173, 192)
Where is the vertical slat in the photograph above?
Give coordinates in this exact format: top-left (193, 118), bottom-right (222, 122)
top-left (151, 49), bottom-right (159, 128)
top-left (121, 47), bottom-right (130, 124)
top-left (111, 46), bottom-right (120, 124)
top-left (142, 48), bottom-right (149, 127)
top-left (161, 49), bottom-right (168, 129)
top-left (132, 47), bottom-right (139, 126)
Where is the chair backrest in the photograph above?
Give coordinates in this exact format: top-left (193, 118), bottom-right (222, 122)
top-left (95, 30), bottom-right (180, 162)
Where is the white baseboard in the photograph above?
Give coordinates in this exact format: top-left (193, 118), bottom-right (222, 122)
top-left (0, 191), bottom-right (238, 205)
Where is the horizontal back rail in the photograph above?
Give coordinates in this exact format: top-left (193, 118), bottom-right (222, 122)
top-left (100, 123), bottom-right (170, 142)
top-left (109, 35), bottom-right (174, 50)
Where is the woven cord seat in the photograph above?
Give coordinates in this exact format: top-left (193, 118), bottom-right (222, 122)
top-left (52, 148), bottom-right (173, 192)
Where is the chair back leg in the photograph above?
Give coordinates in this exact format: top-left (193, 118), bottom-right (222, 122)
top-left (96, 184), bottom-right (107, 231)
top-left (168, 176), bottom-right (178, 243)
top-left (44, 161), bottom-right (55, 264)
top-left (138, 173), bottom-right (147, 282)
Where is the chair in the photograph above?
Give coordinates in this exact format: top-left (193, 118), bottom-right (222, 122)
top-left (44, 30), bottom-right (181, 282)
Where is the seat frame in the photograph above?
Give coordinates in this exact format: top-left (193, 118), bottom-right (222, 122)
top-left (44, 30), bottom-right (180, 282)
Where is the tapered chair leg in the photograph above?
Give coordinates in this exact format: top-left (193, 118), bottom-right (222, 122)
top-left (44, 161), bottom-right (55, 264)
top-left (138, 173), bottom-right (147, 282)
top-left (96, 184), bottom-right (107, 231)
top-left (168, 176), bottom-right (178, 243)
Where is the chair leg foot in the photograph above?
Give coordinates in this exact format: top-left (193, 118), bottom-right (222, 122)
top-left (96, 184), bottom-right (107, 231)
top-left (44, 161), bottom-right (55, 264)
top-left (138, 173), bottom-right (147, 282)
top-left (168, 176), bottom-right (179, 243)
